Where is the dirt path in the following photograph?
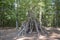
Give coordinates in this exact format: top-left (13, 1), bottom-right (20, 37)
top-left (0, 28), bottom-right (17, 40)
top-left (0, 27), bottom-right (60, 40)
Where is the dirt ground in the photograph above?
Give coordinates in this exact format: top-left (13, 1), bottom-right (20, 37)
top-left (0, 27), bottom-right (60, 40)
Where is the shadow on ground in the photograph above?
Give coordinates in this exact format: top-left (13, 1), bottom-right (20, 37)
top-left (0, 27), bottom-right (60, 40)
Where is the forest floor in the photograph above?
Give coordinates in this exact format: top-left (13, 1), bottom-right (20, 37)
top-left (0, 27), bottom-right (60, 40)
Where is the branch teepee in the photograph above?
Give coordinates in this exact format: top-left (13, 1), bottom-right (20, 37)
top-left (17, 8), bottom-right (48, 37)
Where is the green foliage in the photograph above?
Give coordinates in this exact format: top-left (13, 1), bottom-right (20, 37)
top-left (0, 0), bottom-right (60, 27)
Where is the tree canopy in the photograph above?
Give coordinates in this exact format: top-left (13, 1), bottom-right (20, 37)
top-left (0, 0), bottom-right (60, 27)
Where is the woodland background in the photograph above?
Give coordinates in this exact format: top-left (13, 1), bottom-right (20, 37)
top-left (0, 0), bottom-right (60, 27)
